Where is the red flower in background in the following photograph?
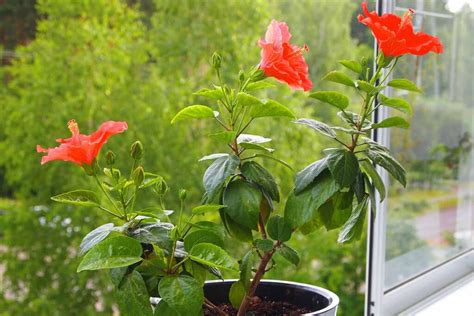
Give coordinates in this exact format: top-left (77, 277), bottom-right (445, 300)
top-left (358, 2), bottom-right (444, 57)
top-left (259, 20), bottom-right (313, 91)
top-left (37, 120), bottom-right (128, 166)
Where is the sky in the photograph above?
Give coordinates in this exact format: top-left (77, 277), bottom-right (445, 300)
top-left (446, 0), bottom-right (474, 12)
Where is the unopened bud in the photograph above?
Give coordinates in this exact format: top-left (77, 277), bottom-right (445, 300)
top-left (238, 70), bottom-right (245, 83)
top-left (132, 166), bottom-right (145, 186)
top-left (179, 189), bottom-right (187, 200)
top-left (211, 52), bottom-right (222, 69)
top-left (250, 69), bottom-right (266, 82)
top-left (154, 178), bottom-right (168, 196)
top-left (130, 141), bottom-right (144, 160)
top-left (105, 151), bottom-right (116, 165)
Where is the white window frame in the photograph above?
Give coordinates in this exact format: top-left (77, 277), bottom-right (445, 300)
top-left (364, 1), bottom-right (474, 315)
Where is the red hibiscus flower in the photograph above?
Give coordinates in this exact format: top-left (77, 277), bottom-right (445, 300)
top-left (259, 20), bottom-right (313, 91)
top-left (37, 120), bottom-right (128, 166)
top-left (358, 2), bottom-right (443, 57)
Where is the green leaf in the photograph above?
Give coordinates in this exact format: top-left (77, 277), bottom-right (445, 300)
top-left (318, 191), bottom-right (353, 230)
top-left (77, 236), bottom-right (142, 272)
top-left (239, 250), bottom-right (256, 289)
top-left (153, 300), bottom-right (179, 316)
top-left (254, 239), bottom-right (274, 252)
top-left (266, 215), bottom-right (292, 242)
top-left (249, 99), bottom-right (295, 119)
top-left (360, 160), bottom-right (386, 202)
top-left (337, 111), bottom-right (371, 128)
top-left (366, 149), bottom-right (406, 187)
top-left (192, 204), bottom-right (226, 215)
top-left (222, 179), bottom-right (261, 230)
top-left (209, 131), bottom-right (236, 143)
top-left (378, 94), bottom-right (413, 115)
top-left (237, 134), bottom-right (271, 144)
top-left (352, 172), bottom-right (366, 203)
top-left (322, 71), bottom-right (355, 87)
top-left (191, 221), bottom-right (226, 240)
top-left (372, 116), bottom-right (410, 129)
top-left (295, 157), bottom-right (328, 194)
top-left (219, 209), bottom-right (253, 242)
top-left (240, 143), bottom-right (274, 153)
top-left (158, 275), bottom-right (204, 316)
top-left (115, 271), bottom-right (153, 316)
top-left (338, 196), bottom-right (368, 243)
top-left (189, 243), bottom-right (238, 271)
top-left (79, 223), bottom-right (114, 255)
top-left (203, 155), bottom-right (240, 201)
top-left (254, 154), bottom-right (293, 171)
top-left (236, 92), bottom-right (264, 107)
top-left (309, 91), bottom-right (349, 110)
top-left (284, 171), bottom-right (340, 229)
top-left (326, 149), bottom-right (360, 187)
top-left (183, 229), bottom-right (224, 251)
top-left (199, 153), bottom-right (229, 161)
top-left (51, 190), bottom-right (100, 207)
top-left (171, 105), bottom-right (216, 124)
top-left (294, 118), bottom-right (336, 138)
top-left (241, 161), bottom-right (280, 202)
top-left (387, 78), bottom-right (422, 93)
top-left (338, 60), bottom-right (362, 74)
top-left (129, 223), bottom-right (173, 252)
top-left (193, 88), bottom-right (224, 100)
top-left (278, 244), bottom-right (300, 266)
top-left (246, 81), bottom-right (276, 91)
top-left (229, 281), bottom-right (246, 309)
top-left (184, 260), bottom-right (208, 286)
top-left (356, 80), bottom-right (385, 95)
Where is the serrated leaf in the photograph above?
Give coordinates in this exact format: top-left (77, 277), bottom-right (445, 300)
top-left (189, 243), bottom-right (238, 271)
top-left (222, 179), bottom-right (261, 230)
top-left (360, 160), bottom-right (386, 202)
top-left (295, 157), bottom-right (328, 194)
top-left (192, 204), bottom-right (226, 215)
top-left (338, 196), bottom-right (368, 243)
top-left (284, 171), bottom-right (340, 229)
top-left (339, 60), bottom-right (362, 74)
top-left (294, 118), bottom-right (336, 138)
top-left (372, 116), bottom-right (410, 129)
top-left (310, 91), bottom-right (349, 110)
top-left (266, 215), bottom-right (292, 242)
top-left (77, 236), bottom-right (142, 272)
top-left (129, 222), bottom-right (173, 251)
top-left (183, 229), bottom-right (224, 251)
top-left (79, 223), bottom-right (114, 255)
top-left (171, 105), bottom-right (216, 124)
top-left (387, 79), bottom-right (422, 92)
top-left (158, 275), bottom-right (203, 316)
top-left (249, 99), bottom-right (295, 119)
top-left (356, 80), bottom-right (385, 95)
top-left (209, 131), bottom-right (236, 143)
top-left (278, 244), bottom-right (300, 266)
top-left (51, 190), bottom-right (100, 207)
top-left (246, 81), bottom-right (276, 91)
top-left (322, 71), bottom-right (355, 87)
top-left (193, 88), bottom-right (224, 100)
top-left (203, 155), bottom-right (240, 201)
top-left (366, 149), bottom-right (406, 187)
top-left (116, 271), bottom-right (153, 316)
top-left (241, 161), bottom-right (279, 202)
top-left (236, 92), bottom-right (264, 108)
top-left (240, 143), bottom-right (274, 153)
top-left (378, 94), bottom-right (413, 115)
top-left (199, 153), bottom-right (229, 161)
top-left (237, 134), bottom-right (271, 144)
top-left (326, 149), bottom-right (360, 187)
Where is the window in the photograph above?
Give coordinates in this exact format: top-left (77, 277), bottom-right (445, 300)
top-left (366, 0), bottom-right (473, 314)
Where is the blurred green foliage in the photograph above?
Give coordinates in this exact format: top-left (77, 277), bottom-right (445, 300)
top-left (0, 0), bottom-right (371, 314)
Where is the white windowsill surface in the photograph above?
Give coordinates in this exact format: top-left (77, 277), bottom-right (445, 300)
top-left (399, 274), bottom-right (474, 316)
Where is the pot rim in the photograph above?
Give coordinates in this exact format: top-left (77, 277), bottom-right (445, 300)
top-left (150, 279), bottom-right (340, 314)
top-left (204, 279), bottom-right (339, 314)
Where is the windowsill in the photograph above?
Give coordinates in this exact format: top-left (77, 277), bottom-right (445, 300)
top-left (399, 274), bottom-right (473, 315)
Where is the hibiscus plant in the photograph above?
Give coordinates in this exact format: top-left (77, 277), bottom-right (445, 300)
top-left (37, 2), bottom-right (443, 315)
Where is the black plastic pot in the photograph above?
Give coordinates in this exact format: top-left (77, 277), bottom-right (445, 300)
top-left (204, 279), bottom-right (339, 316)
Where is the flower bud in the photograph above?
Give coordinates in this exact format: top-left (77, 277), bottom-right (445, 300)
top-left (211, 52), bottom-right (222, 69)
top-left (154, 178), bottom-right (168, 196)
top-left (105, 151), bottom-right (116, 165)
top-left (130, 141), bottom-right (144, 160)
top-left (250, 69), bottom-right (266, 82)
top-left (132, 166), bottom-right (145, 186)
top-left (111, 168), bottom-right (121, 181)
top-left (238, 70), bottom-right (245, 83)
top-left (179, 189), bottom-right (187, 200)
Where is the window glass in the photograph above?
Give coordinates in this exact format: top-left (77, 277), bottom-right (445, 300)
top-left (384, 0), bottom-right (473, 290)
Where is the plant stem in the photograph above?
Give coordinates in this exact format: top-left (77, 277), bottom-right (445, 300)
top-left (93, 173), bottom-right (124, 219)
top-left (204, 298), bottom-right (228, 316)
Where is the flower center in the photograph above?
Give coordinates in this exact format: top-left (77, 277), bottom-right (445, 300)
top-left (68, 119), bottom-right (80, 136)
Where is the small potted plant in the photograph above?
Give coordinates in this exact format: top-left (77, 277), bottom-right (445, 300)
top-left (37, 2), bottom-right (443, 315)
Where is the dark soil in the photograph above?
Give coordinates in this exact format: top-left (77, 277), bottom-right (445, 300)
top-left (204, 297), bottom-right (311, 315)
